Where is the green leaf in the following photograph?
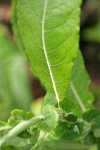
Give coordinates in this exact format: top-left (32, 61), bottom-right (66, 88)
top-left (16, 0), bottom-right (81, 105)
top-left (83, 110), bottom-right (100, 138)
top-left (60, 97), bottom-right (81, 117)
top-left (55, 122), bottom-right (85, 142)
top-left (43, 91), bottom-right (81, 118)
top-left (0, 115), bottom-right (44, 147)
top-left (54, 117), bottom-right (97, 145)
top-left (8, 109), bottom-right (33, 127)
top-left (68, 51), bottom-right (94, 113)
top-left (43, 92), bottom-right (81, 117)
top-left (37, 105), bottom-right (58, 132)
top-left (43, 92), bottom-right (56, 107)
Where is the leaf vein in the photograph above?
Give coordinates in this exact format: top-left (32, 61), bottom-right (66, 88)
top-left (45, 8), bottom-right (77, 33)
top-left (70, 82), bottom-right (86, 112)
top-left (50, 43), bottom-right (77, 67)
top-left (26, 0), bottom-right (41, 23)
top-left (42, 0), bottom-right (60, 105)
top-left (47, 33), bottom-right (75, 54)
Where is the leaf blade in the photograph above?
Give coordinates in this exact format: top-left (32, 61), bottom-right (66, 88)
top-left (68, 51), bottom-right (94, 112)
top-left (16, 0), bottom-right (81, 103)
top-left (42, 0), bottom-right (60, 105)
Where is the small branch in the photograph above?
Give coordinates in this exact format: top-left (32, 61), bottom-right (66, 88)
top-left (0, 115), bottom-right (45, 147)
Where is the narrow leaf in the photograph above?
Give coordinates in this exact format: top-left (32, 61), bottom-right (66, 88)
top-left (68, 51), bottom-right (94, 113)
top-left (16, 0), bottom-right (81, 104)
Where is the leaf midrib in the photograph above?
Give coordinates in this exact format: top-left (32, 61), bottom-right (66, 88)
top-left (42, 0), bottom-right (60, 105)
top-left (70, 82), bottom-right (86, 112)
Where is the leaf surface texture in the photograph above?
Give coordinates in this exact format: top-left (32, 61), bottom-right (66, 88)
top-left (16, 0), bottom-right (81, 103)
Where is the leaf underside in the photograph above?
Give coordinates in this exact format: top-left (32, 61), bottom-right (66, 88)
top-left (16, 0), bottom-right (81, 103)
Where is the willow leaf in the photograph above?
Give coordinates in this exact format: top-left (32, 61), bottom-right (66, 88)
top-left (16, 0), bottom-right (81, 104)
top-left (68, 51), bottom-right (94, 113)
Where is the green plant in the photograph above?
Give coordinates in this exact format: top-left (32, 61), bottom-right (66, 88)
top-left (0, 0), bottom-right (100, 149)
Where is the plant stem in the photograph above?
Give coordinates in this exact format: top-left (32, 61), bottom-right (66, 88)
top-left (0, 115), bottom-right (45, 147)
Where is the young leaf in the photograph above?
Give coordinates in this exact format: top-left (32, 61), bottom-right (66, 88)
top-left (68, 51), bottom-right (94, 113)
top-left (60, 97), bottom-right (81, 117)
top-left (8, 109), bottom-right (33, 127)
top-left (0, 114), bottom-right (44, 147)
top-left (16, 0), bottom-right (81, 105)
top-left (37, 105), bottom-right (58, 132)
